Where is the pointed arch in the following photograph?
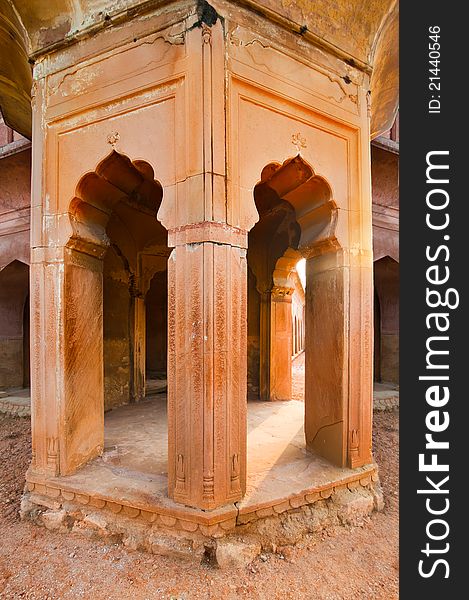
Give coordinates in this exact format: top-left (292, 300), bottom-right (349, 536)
top-left (0, 260), bottom-right (29, 388)
top-left (68, 150), bottom-right (165, 256)
top-left (374, 255), bottom-right (399, 384)
top-left (247, 155), bottom-right (338, 402)
top-left (44, 150), bottom-right (171, 474)
top-left (253, 155), bottom-right (338, 259)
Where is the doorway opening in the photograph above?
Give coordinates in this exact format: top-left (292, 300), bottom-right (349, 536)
top-left (66, 150), bottom-right (170, 486)
top-left (244, 156), bottom-right (343, 507)
top-left (0, 260), bottom-right (30, 394)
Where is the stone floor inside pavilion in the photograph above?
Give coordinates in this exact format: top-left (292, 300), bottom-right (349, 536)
top-left (5, 353), bottom-right (396, 518)
top-left (49, 390), bottom-right (371, 519)
top-left (22, 352), bottom-right (383, 540)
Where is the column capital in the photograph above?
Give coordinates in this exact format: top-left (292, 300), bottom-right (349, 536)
top-left (271, 285), bottom-right (295, 301)
top-left (300, 237), bottom-right (341, 260)
top-left (304, 244), bottom-right (374, 274)
top-left (168, 222), bottom-right (248, 249)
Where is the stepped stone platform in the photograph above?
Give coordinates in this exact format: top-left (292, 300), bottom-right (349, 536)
top-left (0, 388), bottom-right (31, 417)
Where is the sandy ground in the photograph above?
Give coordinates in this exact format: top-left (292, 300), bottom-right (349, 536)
top-left (0, 409), bottom-right (398, 600)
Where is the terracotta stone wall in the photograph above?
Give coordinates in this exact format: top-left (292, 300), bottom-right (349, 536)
top-left (371, 141), bottom-right (399, 271)
top-left (371, 115), bottom-right (399, 385)
top-left (374, 256), bottom-right (399, 384)
top-left (0, 146), bottom-right (31, 268)
top-left (381, 333), bottom-right (399, 383)
top-left (0, 261), bottom-right (29, 388)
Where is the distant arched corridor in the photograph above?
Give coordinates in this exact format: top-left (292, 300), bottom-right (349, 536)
top-left (374, 256), bottom-right (399, 385)
top-left (0, 260), bottom-right (29, 390)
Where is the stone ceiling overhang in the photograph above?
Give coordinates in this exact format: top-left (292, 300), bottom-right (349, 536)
top-left (0, 0), bottom-right (398, 141)
top-left (0, 0), bottom-right (33, 138)
top-left (369, 1), bottom-right (399, 138)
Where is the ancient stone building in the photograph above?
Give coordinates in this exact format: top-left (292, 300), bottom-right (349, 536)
top-left (0, 0), bottom-right (398, 559)
top-left (0, 116), bottom-right (31, 390)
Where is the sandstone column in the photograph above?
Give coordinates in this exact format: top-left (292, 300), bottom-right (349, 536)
top-left (258, 289), bottom-right (271, 401)
top-left (167, 225), bottom-right (247, 510)
top-left (304, 245), bottom-right (373, 468)
top-left (131, 294), bottom-right (146, 402)
top-left (258, 286), bottom-right (294, 402)
top-left (269, 285), bottom-right (294, 401)
top-left (30, 246), bottom-right (104, 477)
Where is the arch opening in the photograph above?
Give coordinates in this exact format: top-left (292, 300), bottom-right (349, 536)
top-left (247, 155), bottom-right (336, 404)
top-left (0, 260), bottom-right (29, 391)
top-left (246, 155), bottom-right (343, 474)
top-left (374, 255), bottom-right (399, 386)
top-left (63, 150), bottom-right (170, 475)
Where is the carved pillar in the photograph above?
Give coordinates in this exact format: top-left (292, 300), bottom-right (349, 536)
top-left (258, 289), bottom-right (271, 402)
top-left (167, 224), bottom-right (247, 510)
top-left (30, 246), bottom-right (104, 477)
top-left (258, 285), bottom-right (294, 402)
top-left (254, 248), bottom-right (301, 401)
top-left (269, 285), bottom-right (294, 401)
top-left (131, 294), bottom-right (146, 402)
top-left (304, 245), bottom-right (373, 468)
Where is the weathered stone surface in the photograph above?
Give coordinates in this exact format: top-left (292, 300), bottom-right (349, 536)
top-left (371, 481), bottom-right (385, 512)
top-left (215, 537), bottom-right (261, 569)
top-left (333, 487), bottom-right (375, 526)
top-left (19, 494), bottom-right (42, 521)
top-left (238, 484), bottom-right (380, 549)
top-left (374, 389), bottom-right (399, 412)
top-left (373, 253), bottom-right (399, 386)
top-left (41, 509), bottom-right (69, 532)
top-left (149, 533), bottom-right (204, 562)
top-left (82, 512), bottom-right (109, 534)
top-left (2, 0), bottom-right (395, 560)
top-left (21, 468), bottom-right (382, 565)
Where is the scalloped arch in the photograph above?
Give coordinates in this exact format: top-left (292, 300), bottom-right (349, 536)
top-left (255, 155), bottom-right (339, 256)
top-left (67, 150), bottom-right (164, 257)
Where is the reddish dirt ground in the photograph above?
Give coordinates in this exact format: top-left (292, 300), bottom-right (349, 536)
top-left (0, 410), bottom-right (398, 599)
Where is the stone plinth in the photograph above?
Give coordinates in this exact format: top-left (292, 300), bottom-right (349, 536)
top-left (23, 396), bottom-right (382, 565)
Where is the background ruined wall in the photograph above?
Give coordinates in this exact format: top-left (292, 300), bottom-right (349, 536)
top-left (0, 118), bottom-right (31, 389)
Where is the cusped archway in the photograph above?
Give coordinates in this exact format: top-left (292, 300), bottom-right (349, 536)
top-left (247, 155), bottom-right (338, 403)
top-left (69, 150), bottom-right (165, 257)
top-left (52, 150), bottom-right (170, 475)
top-left (246, 153), bottom-right (370, 468)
